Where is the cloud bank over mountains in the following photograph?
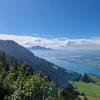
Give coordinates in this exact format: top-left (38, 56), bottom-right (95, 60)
top-left (0, 34), bottom-right (100, 49)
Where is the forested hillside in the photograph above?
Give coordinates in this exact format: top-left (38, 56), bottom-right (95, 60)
top-left (0, 50), bottom-right (81, 100)
top-left (0, 40), bottom-right (79, 85)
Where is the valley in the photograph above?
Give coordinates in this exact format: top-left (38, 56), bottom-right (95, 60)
top-left (33, 50), bottom-right (100, 76)
top-left (0, 0), bottom-right (100, 99)
top-left (58, 55), bottom-right (100, 68)
top-left (0, 40), bottom-right (100, 100)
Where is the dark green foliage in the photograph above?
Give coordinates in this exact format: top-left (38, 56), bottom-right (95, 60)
top-left (0, 51), bottom-right (80, 100)
top-left (0, 51), bottom-right (55, 100)
top-left (75, 73), bottom-right (93, 83)
top-left (57, 84), bottom-right (80, 100)
top-left (82, 73), bottom-right (92, 83)
top-left (84, 95), bottom-right (88, 100)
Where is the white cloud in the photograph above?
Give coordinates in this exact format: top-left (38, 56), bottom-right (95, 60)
top-left (0, 34), bottom-right (100, 49)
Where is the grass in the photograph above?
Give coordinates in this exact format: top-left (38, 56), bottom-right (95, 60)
top-left (72, 81), bottom-right (100, 100)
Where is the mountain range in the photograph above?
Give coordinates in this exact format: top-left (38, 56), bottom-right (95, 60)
top-left (0, 40), bottom-right (79, 85)
top-left (28, 46), bottom-right (52, 51)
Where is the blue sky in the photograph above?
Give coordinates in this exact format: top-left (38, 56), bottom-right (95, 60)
top-left (0, 0), bottom-right (100, 38)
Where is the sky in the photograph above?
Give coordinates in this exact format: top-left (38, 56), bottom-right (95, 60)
top-left (0, 0), bottom-right (100, 49)
top-left (0, 0), bottom-right (100, 38)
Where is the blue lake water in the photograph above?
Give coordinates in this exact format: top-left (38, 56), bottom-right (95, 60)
top-left (32, 50), bottom-right (100, 76)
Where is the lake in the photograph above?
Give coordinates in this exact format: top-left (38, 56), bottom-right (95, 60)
top-left (32, 50), bottom-right (100, 76)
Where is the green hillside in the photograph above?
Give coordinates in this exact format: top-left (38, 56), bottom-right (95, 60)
top-left (72, 75), bottom-right (100, 100)
top-left (0, 51), bottom-right (80, 100)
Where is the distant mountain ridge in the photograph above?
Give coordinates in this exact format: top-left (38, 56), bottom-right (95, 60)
top-left (28, 46), bottom-right (52, 50)
top-left (0, 40), bottom-right (79, 85)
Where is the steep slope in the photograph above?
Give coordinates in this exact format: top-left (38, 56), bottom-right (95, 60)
top-left (0, 40), bottom-right (78, 85)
